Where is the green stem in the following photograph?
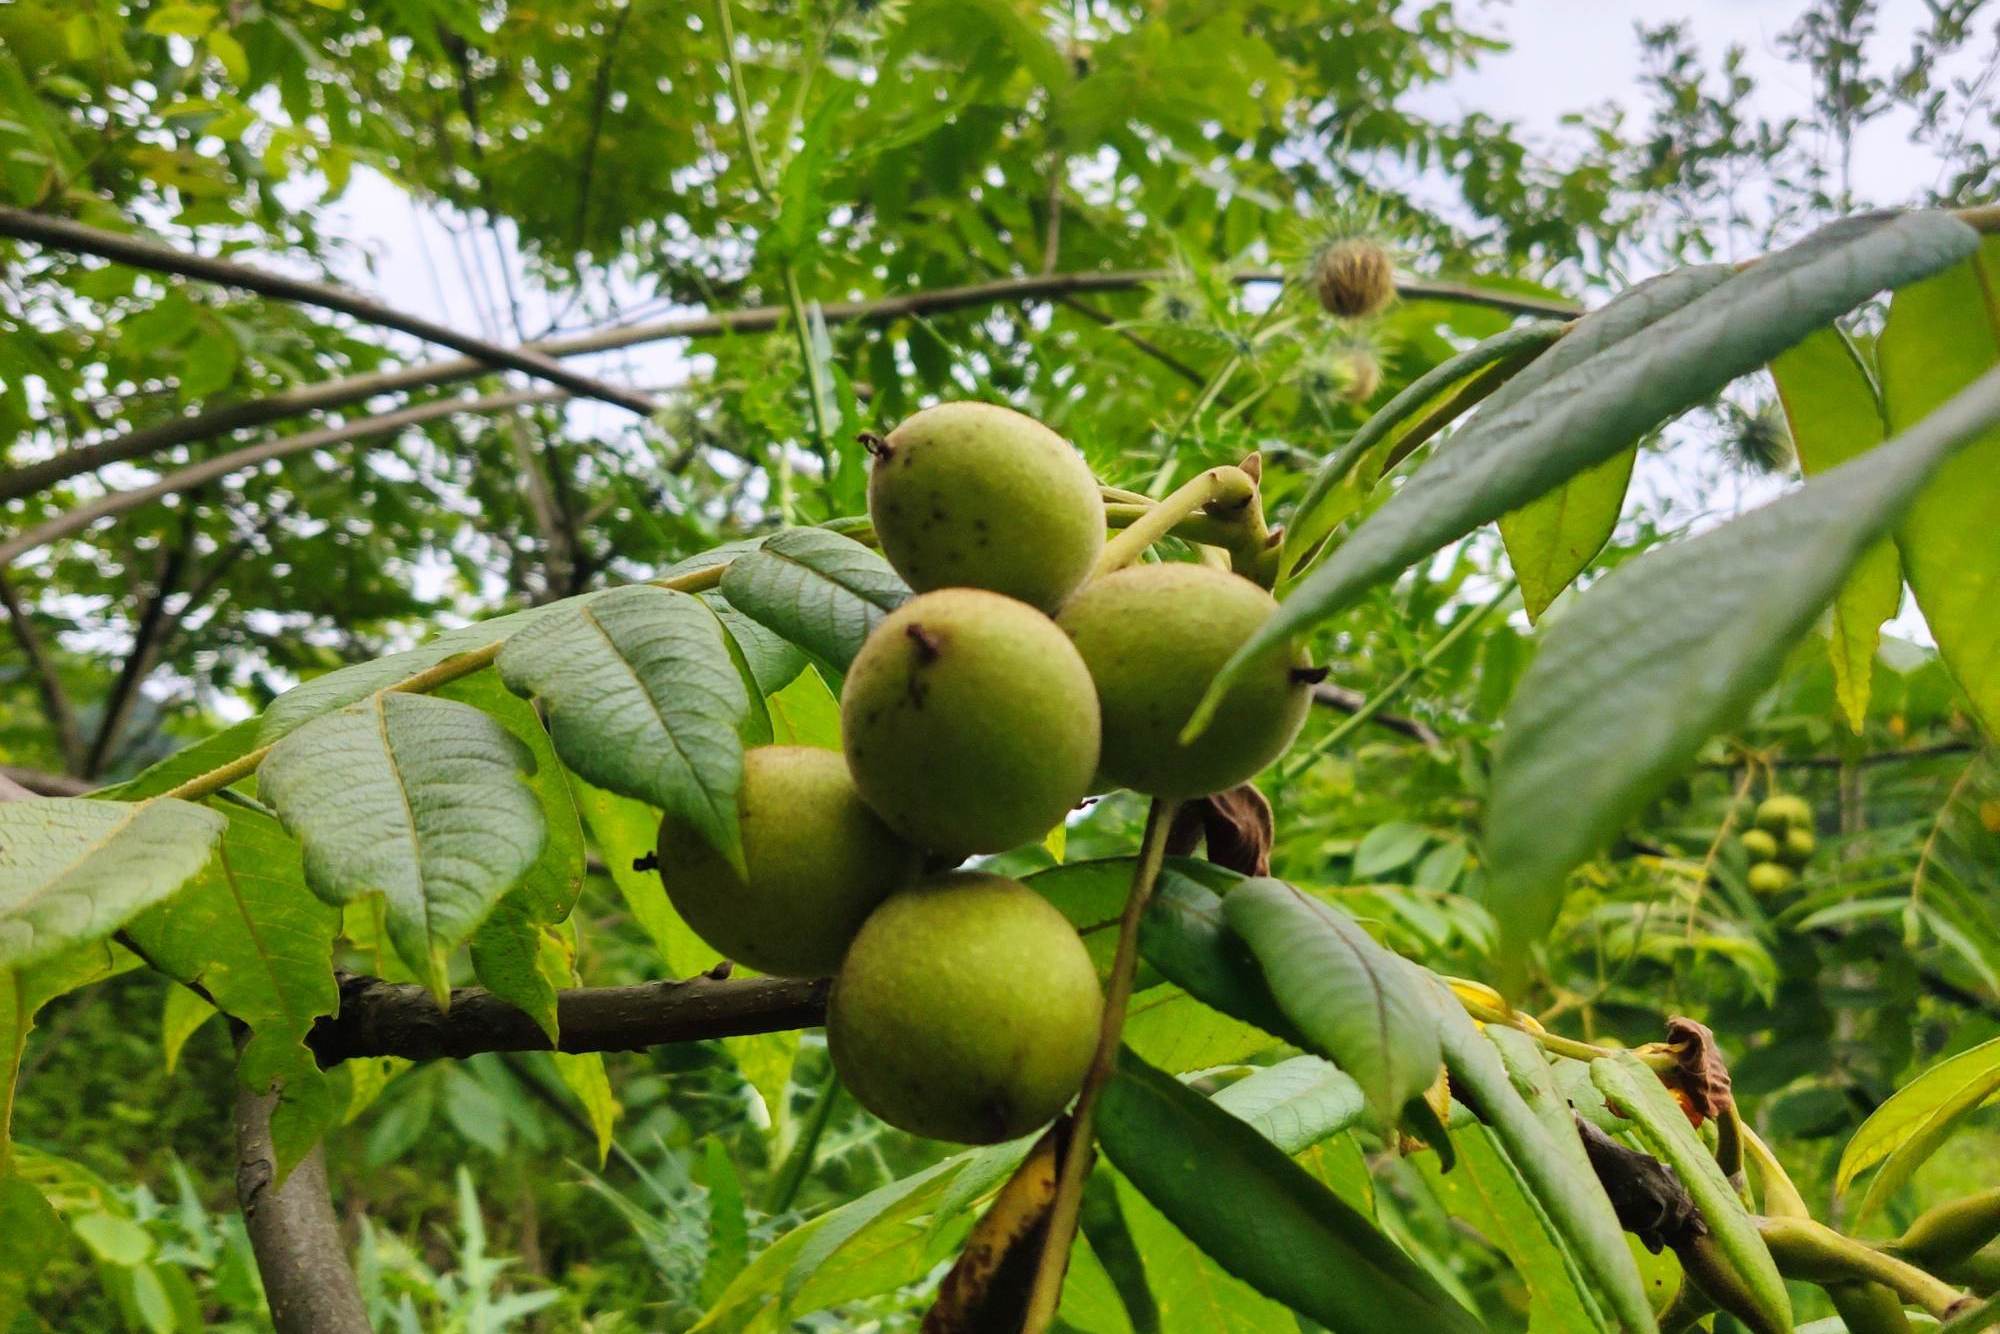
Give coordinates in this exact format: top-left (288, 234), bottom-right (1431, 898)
top-left (1827, 1281), bottom-right (1917, 1333)
top-left (1094, 466), bottom-right (1258, 578)
top-left (160, 564), bottom-right (727, 804)
top-left (1278, 580), bottom-right (1514, 779)
top-left (1894, 1188), bottom-right (2000, 1270)
top-left (1022, 798), bottom-right (1179, 1333)
top-left (766, 1072), bottom-right (842, 1214)
top-left (1760, 1215), bottom-right (1972, 1319)
top-left (1741, 1120), bottom-right (1811, 1219)
top-left (0, 972), bottom-right (23, 1175)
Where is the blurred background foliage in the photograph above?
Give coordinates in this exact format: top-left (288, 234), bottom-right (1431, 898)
top-left (3, 0), bottom-right (1998, 1328)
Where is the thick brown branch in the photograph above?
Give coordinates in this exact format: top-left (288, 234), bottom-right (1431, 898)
top-left (0, 206), bottom-right (656, 417)
top-left (0, 572), bottom-right (86, 774)
top-left (1, 388), bottom-right (563, 566)
top-left (233, 1031), bottom-right (370, 1334)
top-left (2, 269), bottom-right (1578, 504)
top-left (1310, 682), bottom-right (1443, 747)
top-left (307, 971), bottom-right (827, 1066)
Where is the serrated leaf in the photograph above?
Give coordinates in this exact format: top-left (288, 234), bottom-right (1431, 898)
top-left (1500, 444), bottom-right (1637, 622)
top-left (1881, 235), bottom-right (2000, 737)
top-left (123, 800), bottom-right (340, 1180)
top-left (1488, 363), bottom-right (2000, 961)
top-left (1772, 326), bottom-right (1899, 730)
top-left (1592, 1054), bottom-right (1790, 1331)
top-left (1097, 1047), bottom-right (1481, 1334)
top-left (0, 797), bottom-right (225, 971)
top-left (497, 584), bottom-right (750, 875)
top-left (1436, 996), bottom-right (1656, 1333)
top-left (259, 692), bottom-right (545, 1002)
top-left (718, 527), bottom-right (910, 671)
top-left (1415, 1125), bottom-right (1609, 1334)
top-left (1197, 213), bottom-right (1978, 736)
top-left (1224, 877), bottom-right (1440, 1122)
top-left (1837, 1036), bottom-right (2000, 1222)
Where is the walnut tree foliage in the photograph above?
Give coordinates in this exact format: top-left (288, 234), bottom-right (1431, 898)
top-left (4, 1), bottom-right (2000, 1331)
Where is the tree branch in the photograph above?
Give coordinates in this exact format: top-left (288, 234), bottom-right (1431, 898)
top-left (0, 766), bottom-right (90, 796)
top-left (86, 511), bottom-right (196, 777)
top-left (1, 388), bottom-right (564, 566)
top-left (0, 206), bottom-right (657, 417)
top-left (1310, 682), bottom-right (1443, 747)
top-left (1, 269), bottom-right (1579, 504)
top-left (306, 970), bottom-right (827, 1066)
top-left (232, 1030), bottom-right (371, 1334)
top-left (0, 571), bottom-right (86, 774)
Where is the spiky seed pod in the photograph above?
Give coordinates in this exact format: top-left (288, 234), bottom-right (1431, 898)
top-left (1313, 238), bottom-right (1397, 319)
top-left (1727, 402), bottom-right (1796, 475)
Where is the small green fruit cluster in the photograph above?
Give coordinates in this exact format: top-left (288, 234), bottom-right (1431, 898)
top-left (1743, 793), bottom-right (1815, 893)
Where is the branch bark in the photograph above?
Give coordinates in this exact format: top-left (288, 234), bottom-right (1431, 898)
top-left (306, 970), bottom-right (827, 1066)
top-left (1, 269), bottom-right (1579, 504)
top-left (233, 1032), bottom-right (371, 1334)
top-left (1310, 681), bottom-right (1443, 747)
top-left (0, 205), bottom-right (657, 417)
top-left (1, 388), bottom-right (563, 566)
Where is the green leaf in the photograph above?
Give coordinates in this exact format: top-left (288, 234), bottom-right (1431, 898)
top-left (122, 801), bottom-right (340, 1180)
top-left (259, 692), bottom-right (546, 1002)
top-left (1881, 235), bottom-right (2000, 737)
top-left (1487, 363), bottom-right (2000, 962)
top-left (570, 775), bottom-right (720, 976)
top-left (1136, 862), bottom-right (1301, 1045)
top-left (1196, 213), bottom-right (1978, 737)
top-left (1223, 877), bottom-right (1441, 1123)
top-left (1592, 1054), bottom-right (1790, 1331)
top-left (700, 1138), bottom-right (748, 1305)
top-left (159, 985), bottom-right (215, 1074)
top-left (1414, 1124), bottom-right (1609, 1334)
top-left (1837, 1036), bottom-right (2000, 1223)
top-left (1079, 1167), bottom-right (1162, 1334)
top-left (1208, 1055), bottom-right (1366, 1154)
top-left (1437, 998), bottom-right (1656, 1333)
top-left (0, 797), bottom-right (225, 971)
top-left (718, 527), bottom-right (910, 672)
top-left (1282, 320), bottom-right (1569, 575)
top-left (1772, 325), bottom-right (1898, 730)
top-left (707, 594), bottom-right (807, 697)
top-left (497, 584), bottom-right (751, 876)
top-left (0, 1170), bottom-right (61, 1327)
top-left (1096, 1047), bottom-right (1481, 1334)
top-left (766, 665), bottom-right (843, 749)
top-left (1110, 1171), bottom-right (1299, 1333)
top-left (1500, 444), bottom-right (1637, 622)
top-left (1354, 821), bottom-right (1431, 877)
top-left (553, 1045), bottom-right (620, 1167)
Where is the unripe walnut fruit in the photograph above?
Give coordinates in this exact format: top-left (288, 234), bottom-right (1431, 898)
top-left (1057, 563), bottom-right (1311, 799)
top-left (841, 589), bottom-right (1099, 854)
top-left (867, 401), bottom-right (1105, 612)
top-left (654, 746), bottom-right (920, 977)
top-left (829, 873), bottom-right (1102, 1143)
top-left (1313, 238), bottom-right (1396, 320)
top-left (1754, 794), bottom-right (1812, 833)
top-left (1739, 828), bottom-right (1779, 863)
top-left (1747, 861), bottom-right (1797, 895)
top-left (1777, 827), bottom-right (1816, 868)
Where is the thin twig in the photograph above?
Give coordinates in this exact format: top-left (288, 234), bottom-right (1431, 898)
top-left (0, 206), bottom-right (657, 416)
top-left (0, 270), bottom-right (1576, 505)
top-left (1023, 797), bottom-right (1179, 1332)
top-left (0, 571), bottom-right (86, 774)
top-left (1309, 682), bottom-right (1442, 747)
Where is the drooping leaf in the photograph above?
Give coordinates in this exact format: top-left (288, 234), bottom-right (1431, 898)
top-left (1436, 997), bottom-right (1656, 1333)
top-left (497, 583), bottom-right (751, 876)
top-left (766, 665), bottom-right (843, 749)
top-left (159, 985), bottom-right (215, 1074)
top-left (1096, 1047), bottom-right (1481, 1334)
top-left (0, 797), bottom-right (225, 971)
top-left (1414, 1124), bottom-right (1610, 1334)
top-left (925, 1122), bottom-right (1062, 1333)
top-left (259, 692), bottom-right (546, 1002)
top-left (1137, 863), bottom-right (1301, 1046)
top-left (122, 801), bottom-right (341, 1180)
top-left (1880, 235), bottom-right (2000, 737)
top-left (718, 527), bottom-right (910, 672)
top-left (1592, 1054), bottom-right (1791, 1332)
top-left (1487, 363), bottom-right (2000, 962)
top-left (1194, 213), bottom-right (1978, 737)
top-left (570, 775), bottom-right (721, 976)
top-left (1771, 326), bottom-right (1898, 730)
top-left (1837, 1036), bottom-right (2000, 1223)
top-left (1208, 1055), bottom-right (1366, 1155)
top-left (1500, 445), bottom-right (1638, 622)
top-left (1223, 877), bottom-right (1441, 1123)
top-left (1079, 1166), bottom-right (1161, 1334)
top-left (1109, 1171), bottom-right (1299, 1333)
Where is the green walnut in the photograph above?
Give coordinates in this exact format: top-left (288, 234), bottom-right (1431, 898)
top-left (867, 401), bottom-right (1105, 612)
top-left (655, 746), bottom-right (921, 977)
top-left (1739, 828), bottom-right (1780, 863)
top-left (1057, 563), bottom-right (1311, 799)
top-left (842, 588), bottom-right (1100, 854)
top-left (828, 873), bottom-right (1103, 1143)
top-left (1778, 826), bottom-right (1816, 868)
top-left (1747, 861), bottom-right (1798, 895)
top-left (1755, 794), bottom-right (1812, 833)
